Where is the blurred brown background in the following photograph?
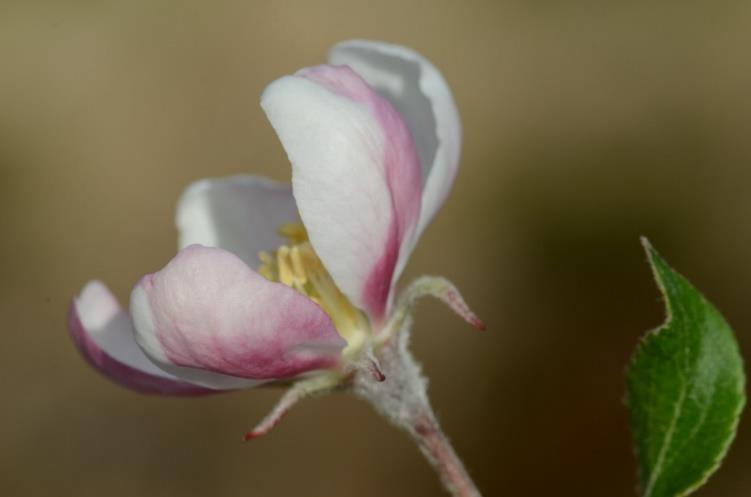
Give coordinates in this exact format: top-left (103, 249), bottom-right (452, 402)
top-left (2, 1), bottom-right (751, 496)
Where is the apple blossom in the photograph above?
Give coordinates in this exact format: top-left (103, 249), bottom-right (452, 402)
top-left (69, 40), bottom-right (483, 497)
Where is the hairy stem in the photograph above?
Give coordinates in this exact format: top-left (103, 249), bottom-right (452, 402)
top-left (353, 317), bottom-right (482, 497)
top-left (410, 411), bottom-right (481, 497)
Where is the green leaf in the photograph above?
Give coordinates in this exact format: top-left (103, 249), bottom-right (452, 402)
top-left (626, 238), bottom-right (746, 497)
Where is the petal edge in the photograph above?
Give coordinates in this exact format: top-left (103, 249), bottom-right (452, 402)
top-left (68, 281), bottom-right (217, 395)
top-left (329, 40), bottom-right (462, 241)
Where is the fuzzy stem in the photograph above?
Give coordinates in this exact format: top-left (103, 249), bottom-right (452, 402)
top-left (410, 411), bottom-right (481, 497)
top-left (353, 317), bottom-right (482, 497)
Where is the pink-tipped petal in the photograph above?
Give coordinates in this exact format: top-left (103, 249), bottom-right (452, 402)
top-left (176, 175), bottom-right (298, 267)
top-left (130, 245), bottom-right (346, 385)
top-left (329, 40), bottom-right (462, 245)
top-left (68, 281), bottom-right (220, 395)
top-left (261, 65), bottom-right (422, 324)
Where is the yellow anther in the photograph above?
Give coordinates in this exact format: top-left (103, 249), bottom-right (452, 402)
top-left (276, 246), bottom-right (295, 287)
top-left (258, 250), bottom-right (273, 265)
top-left (256, 223), bottom-right (370, 358)
top-left (278, 223), bottom-right (308, 245)
top-left (290, 246), bottom-right (307, 284)
top-left (257, 251), bottom-right (276, 280)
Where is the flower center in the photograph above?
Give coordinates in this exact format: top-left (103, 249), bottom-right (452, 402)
top-left (258, 223), bottom-right (370, 359)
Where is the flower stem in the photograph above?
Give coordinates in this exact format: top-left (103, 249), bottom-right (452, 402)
top-left (353, 318), bottom-right (482, 497)
top-left (410, 411), bottom-right (481, 497)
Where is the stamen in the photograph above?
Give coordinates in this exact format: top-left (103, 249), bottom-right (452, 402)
top-left (290, 246), bottom-right (306, 280)
top-left (277, 246), bottom-right (294, 287)
top-left (278, 222), bottom-right (308, 245)
top-left (257, 251), bottom-right (275, 280)
top-left (256, 223), bottom-right (370, 352)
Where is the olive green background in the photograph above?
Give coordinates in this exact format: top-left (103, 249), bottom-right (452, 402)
top-left (2, 1), bottom-right (750, 496)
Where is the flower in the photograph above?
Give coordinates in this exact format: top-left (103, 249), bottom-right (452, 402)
top-left (69, 40), bottom-right (482, 434)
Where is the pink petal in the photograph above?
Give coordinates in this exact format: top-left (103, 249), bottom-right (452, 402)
top-left (329, 40), bottom-right (462, 246)
top-left (130, 245), bottom-right (346, 384)
top-left (176, 175), bottom-right (298, 268)
top-left (69, 281), bottom-right (224, 395)
top-left (261, 65), bottom-right (423, 324)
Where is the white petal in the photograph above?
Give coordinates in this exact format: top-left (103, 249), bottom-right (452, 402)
top-left (176, 175), bottom-right (298, 268)
top-left (329, 40), bottom-right (462, 241)
top-left (261, 67), bottom-right (423, 323)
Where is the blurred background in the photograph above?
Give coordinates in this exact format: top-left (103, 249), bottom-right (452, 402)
top-left (2, 1), bottom-right (750, 496)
